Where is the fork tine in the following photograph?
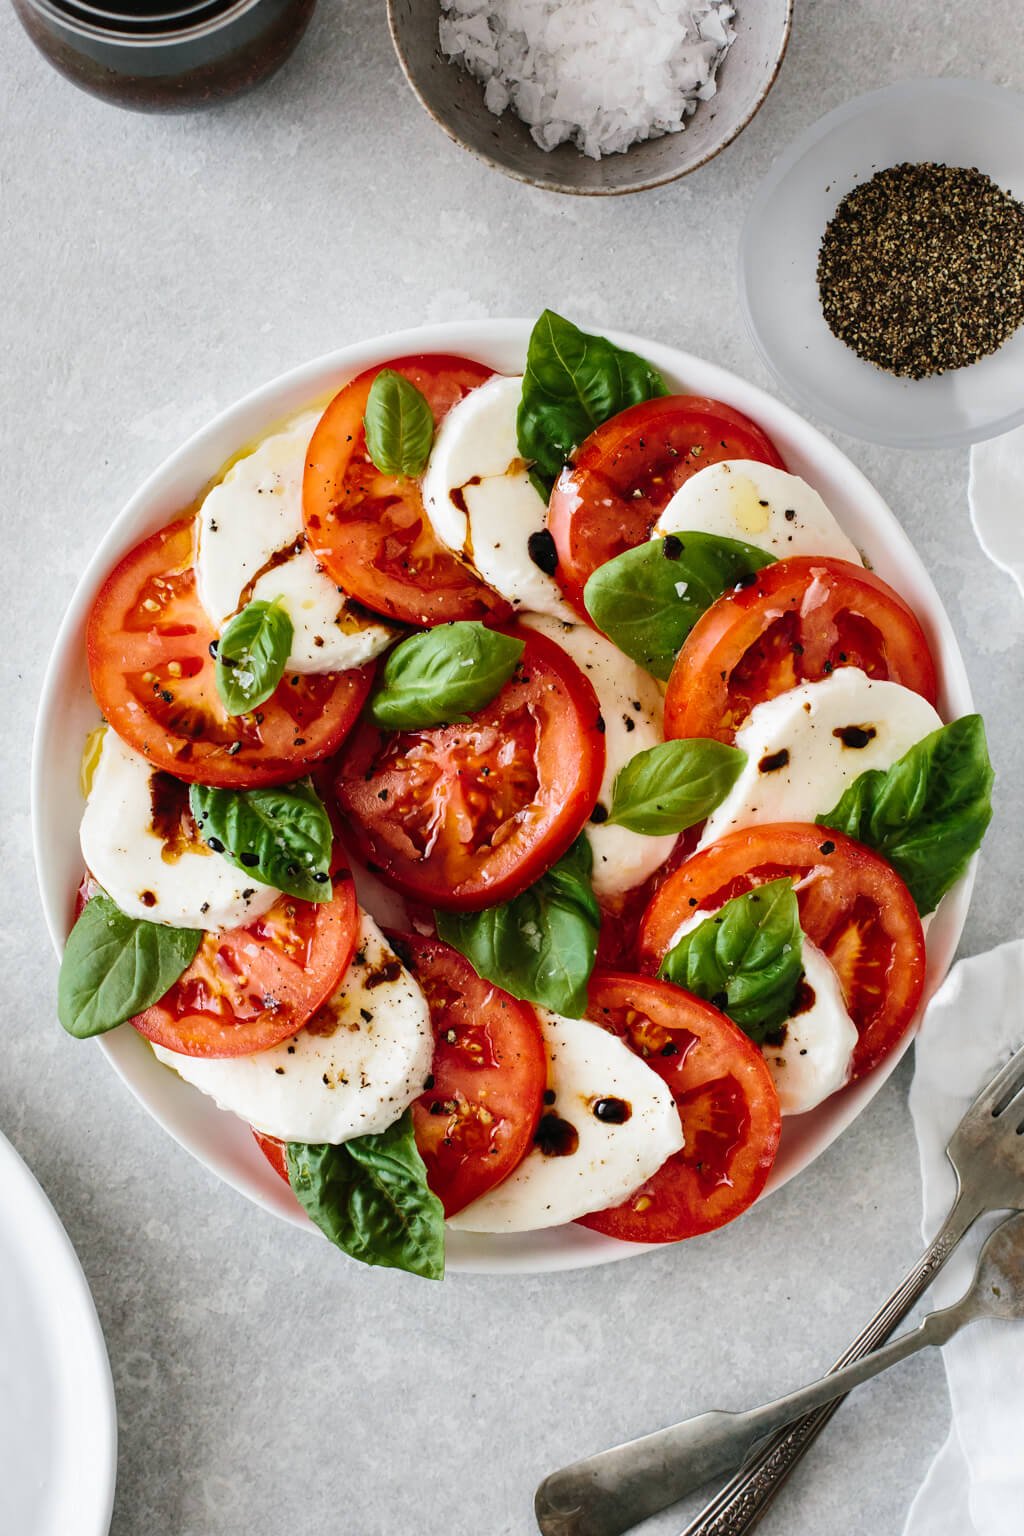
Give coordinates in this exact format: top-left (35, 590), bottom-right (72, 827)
top-left (961, 1039), bottom-right (1024, 1121)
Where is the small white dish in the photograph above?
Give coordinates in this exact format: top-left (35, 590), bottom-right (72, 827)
top-left (0, 1129), bottom-right (116, 1536)
top-left (31, 320), bottom-right (975, 1274)
top-left (740, 79), bottom-right (1024, 449)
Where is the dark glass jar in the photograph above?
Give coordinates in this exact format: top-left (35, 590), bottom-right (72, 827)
top-left (12, 0), bottom-right (317, 111)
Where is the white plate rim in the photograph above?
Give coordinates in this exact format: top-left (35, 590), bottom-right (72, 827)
top-left (0, 1128), bottom-right (117, 1536)
top-left (30, 318), bottom-right (974, 1275)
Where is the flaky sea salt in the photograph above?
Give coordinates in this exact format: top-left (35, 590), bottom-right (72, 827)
top-left (438, 0), bottom-right (737, 160)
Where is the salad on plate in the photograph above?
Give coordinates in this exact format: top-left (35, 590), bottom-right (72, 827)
top-left (54, 312), bottom-right (994, 1279)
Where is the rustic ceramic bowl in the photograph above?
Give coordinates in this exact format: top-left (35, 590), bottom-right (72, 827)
top-left (386, 0), bottom-right (792, 195)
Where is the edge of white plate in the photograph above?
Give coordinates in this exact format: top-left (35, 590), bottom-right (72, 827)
top-left (30, 319), bottom-right (974, 1275)
top-left (0, 1129), bottom-right (117, 1536)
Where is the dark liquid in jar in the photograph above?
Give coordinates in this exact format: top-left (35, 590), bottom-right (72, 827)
top-left (13, 0), bottom-right (317, 111)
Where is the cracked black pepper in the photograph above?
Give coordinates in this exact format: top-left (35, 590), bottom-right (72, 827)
top-left (816, 162), bottom-right (1024, 379)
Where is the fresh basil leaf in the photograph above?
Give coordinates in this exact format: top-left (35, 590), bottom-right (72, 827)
top-left (584, 534), bottom-right (775, 681)
top-left (659, 878), bottom-right (803, 1042)
top-left (368, 621), bottom-right (524, 730)
top-left (58, 892), bottom-right (201, 1039)
top-left (606, 740), bottom-right (747, 835)
top-left (215, 598), bottom-right (293, 716)
top-left (189, 778), bottom-right (333, 902)
top-left (363, 369), bottom-right (435, 477)
top-left (817, 715), bottom-right (994, 915)
top-left (517, 310), bottom-right (668, 494)
top-left (436, 835), bottom-right (600, 1017)
top-left (286, 1111), bottom-right (445, 1280)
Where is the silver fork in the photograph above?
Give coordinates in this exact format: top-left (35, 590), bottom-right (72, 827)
top-left (534, 1039), bottom-right (1024, 1536)
top-left (548, 1209), bottom-right (1024, 1523)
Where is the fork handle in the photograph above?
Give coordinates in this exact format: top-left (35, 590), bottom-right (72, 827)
top-left (678, 1192), bottom-right (977, 1536)
top-left (535, 1305), bottom-right (964, 1536)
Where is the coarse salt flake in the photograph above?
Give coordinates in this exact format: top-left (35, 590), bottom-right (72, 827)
top-left (439, 0), bottom-right (737, 160)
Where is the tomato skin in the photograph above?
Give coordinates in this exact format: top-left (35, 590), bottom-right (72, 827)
top-left (88, 519), bottom-right (372, 788)
top-left (73, 871), bottom-right (99, 921)
top-left (254, 1130), bottom-right (290, 1181)
top-left (303, 355), bottom-right (512, 627)
top-left (390, 933), bottom-right (547, 1217)
top-left (576, 972), bottom-right (781, 1242)
top-left (334, 625), bottom-right (605, 911)
top-left (664, 556), bottom-right (938, 743)
top-left (547, 395), bottom-right (786, 615)
top-left (131, 871), bottom-right (359, 1058)
top-left (638, 824), bottom-right (926, 1079)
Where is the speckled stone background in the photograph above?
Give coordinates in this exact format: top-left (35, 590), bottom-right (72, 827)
top-left (3, 2), bottom-right (1024, 1533)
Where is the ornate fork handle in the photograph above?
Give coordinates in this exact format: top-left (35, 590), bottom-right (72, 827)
top-left (682, 1196), bottom-right (975, 1536)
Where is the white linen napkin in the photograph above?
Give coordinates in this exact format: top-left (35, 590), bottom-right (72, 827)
top-left (968, 428), bottom-right (1024, 597)
top-left (903, 941), bottom-right (1024, 1536)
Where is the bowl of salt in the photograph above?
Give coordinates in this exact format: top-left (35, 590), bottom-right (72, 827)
top-left (387, 0), bottom-right (792, 196)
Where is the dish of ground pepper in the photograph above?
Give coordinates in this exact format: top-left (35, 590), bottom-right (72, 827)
top-left (817, 162), bottom-right (1024, 380)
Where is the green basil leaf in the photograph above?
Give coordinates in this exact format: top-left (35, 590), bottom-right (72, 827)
top-left (189, 778), bottom-right (333, 902)
top-left (517, 310), bottom-right (668, 494)
top-left (363, 369), bottom-right (435, 477)
top-left (817, 715), bottom-right (994, 915)
top-left (215, 598), bottom-right (293, 716)
top-left (57, 892), bottom-right (201, 1039)
top-left (368, 621), bottom-right (524, 730)
top-left (606, 740), bottom-right (747, 835)
top-left (584, 534), bottom-right (776, 681)
top-left (659, 878), bottom-right (803, 1043)
top-left (436, 835), bottom-right (600, 1018)
top-left (286, 1111), bottom-right (445, 1280)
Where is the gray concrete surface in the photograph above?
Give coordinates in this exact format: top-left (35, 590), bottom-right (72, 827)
top-left (2, 1), bottom-right (1023, 1532)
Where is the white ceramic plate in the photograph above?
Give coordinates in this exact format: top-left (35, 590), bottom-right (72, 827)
top-left (0, 1129), bottom-right (116, 1535)
top-left (31, 320), bottom-right (974, 1274)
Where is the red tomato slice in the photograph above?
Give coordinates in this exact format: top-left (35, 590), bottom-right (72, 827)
top-left (88, 519), bottom-right (372, 788)
top-left (303, 354), bottom-right (512, 627)
top-left (547, 395), bottom-right (786, 615)
top-left (74, 871), bottom-right (99, 919)
top-left (131, 871), bottom-right (359, 1058)
top-left (638, 824), bottom-right (926, 1079)
top-left (576, 972), bottom-right (781, 1242)
top-left (664, 555), bottom-right (938, 743)
top-left (389, 932), bottom-right (547, 1217)
top-left (251, 933), bottom-right (546, 1219)
top-left (334, 625), bottom-right (605, 911)
top-left (254, 1130), bottom-right (290, 1181)
top-left (595, 829), bottom-right (700, 970)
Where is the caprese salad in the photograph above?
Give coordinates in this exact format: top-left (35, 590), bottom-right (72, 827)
top-left (56, 312), bottom-right (994, 1279)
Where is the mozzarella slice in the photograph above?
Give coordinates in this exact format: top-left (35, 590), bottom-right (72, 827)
top-left (760, 940), bottom-right (858, 1114)
top-left (522, 612), bottom-right (677, 898)
top-left (668, 905), bottom-right (857, 1116)
top-left (80, 729), bottom-right (279, 929)
top-left (421, 374), bottom-right (576, 622)
top-left (698, 668), bottom-right (943, 849)
top-left (447, 1009), bottom-right (683, 1233)
top-left (152, 912), bottom-right (433, 1144)
top-left (654, 460), bottom-right (864, 566)
top-left (196, 412), bottom-right (399, 673)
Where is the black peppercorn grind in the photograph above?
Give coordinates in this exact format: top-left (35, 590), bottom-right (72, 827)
top-left (816, 162), bottom-right (1024, 379)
